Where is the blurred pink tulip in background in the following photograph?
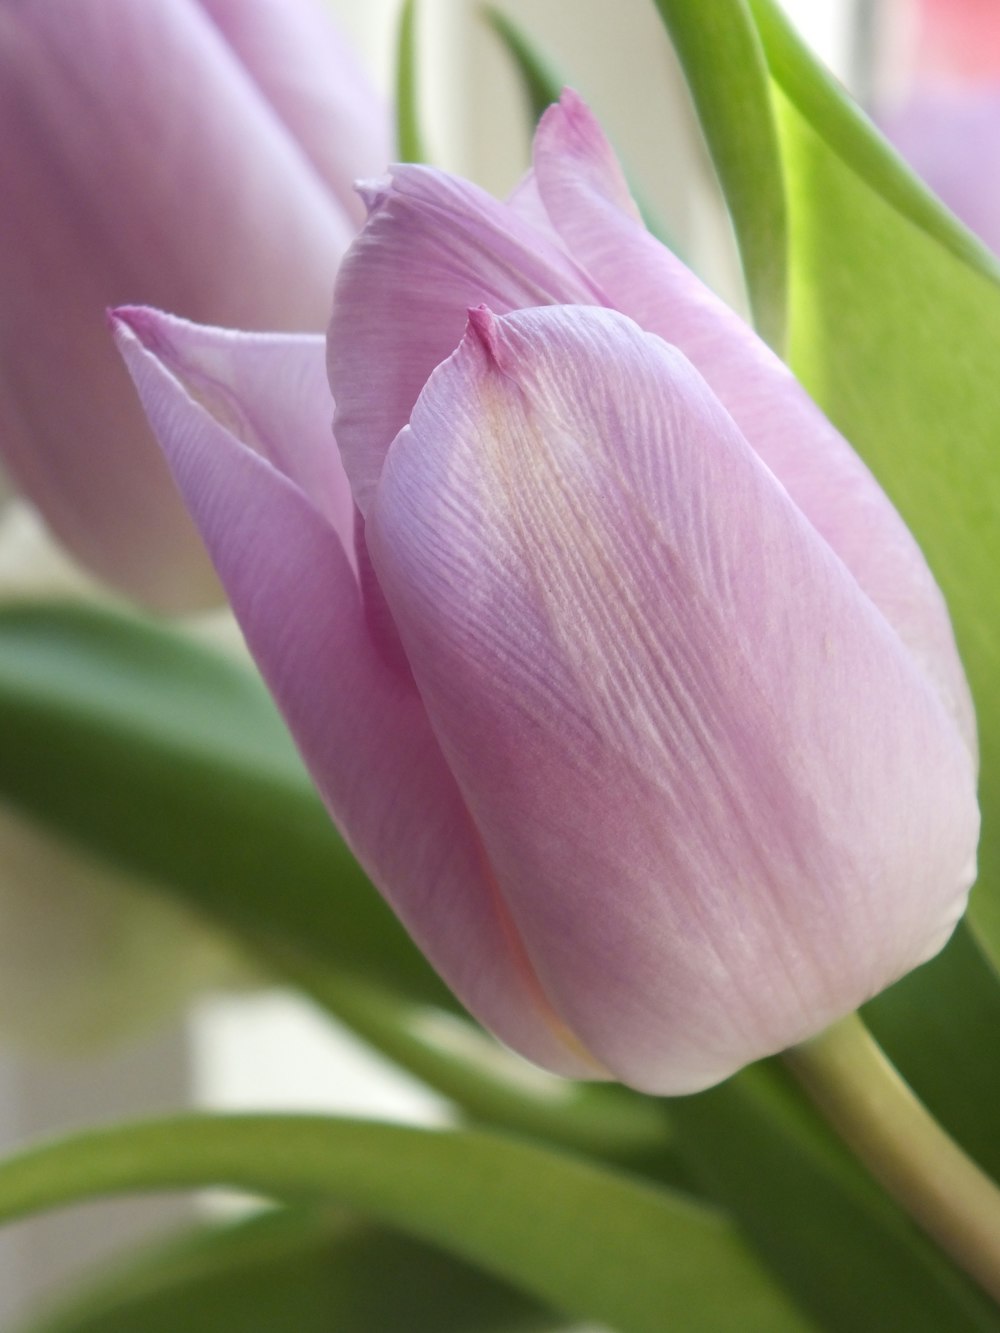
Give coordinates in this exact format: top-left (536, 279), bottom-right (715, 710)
top-left (0, 0), bottom-right (388, 609)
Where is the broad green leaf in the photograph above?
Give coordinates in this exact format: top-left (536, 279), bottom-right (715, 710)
top-left (0, 1116), bottom-right (808, 1333)
top-left (396, 0), bottom-right (428, 163)
top-left (651, 0), bottom-right (787, 348)
top-left (751, 5), bottom-right (1000, 970)
top-left (740, 0), bottom-right (1000, 1181)
top-left (0, 601), bottom-right (449, 1008)
top-left (25, 1207), bottom-right (561, 1333)
top-left (747, 0), bottom-right (1000, 283)
top-left (668, 1065), bottom-right (1000, 1332)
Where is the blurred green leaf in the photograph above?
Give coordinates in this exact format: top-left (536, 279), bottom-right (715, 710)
top-left (0, 1115), bottom-right (808, 1333)
top-left (652, 0), bottom-right (787, 348)
top-left (484, 9), bottom-right (563, 124)
top-left (0, 601), bottom-right (450, 1009)
top-left (0, 602), bottom-right (678, 1164)
top-left (396, 0), bottom-right (428, 162)
top-left (749, 0), bottom-right (1000, 974)
top-left (25, 1207), bottom-right (561, 1333)
top-left (668, 1064), bottom-right (1000, 1332)
top-left (279, 954), bottom-right (684, 1181)
top-left (484, 7), bottom-right (671, 248)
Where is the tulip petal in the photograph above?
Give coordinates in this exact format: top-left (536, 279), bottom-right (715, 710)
top-left (111, 313), bottom-right (352, 540)
top-left (368, 305), bottom-right (978, 1093)
top-left (113, 307), bottom-right (596, 1080)
top-left (532, 91), bottom-right (976, 747)
top-left (0, 0), bottom-right (352, 608)
top-left (198, 0), bottom-right (392, 229)
top-left (328, 166), bottom-right (605, 514)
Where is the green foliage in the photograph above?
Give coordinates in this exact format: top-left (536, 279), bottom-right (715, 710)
top-left (651, 0), bottom-right (787, 348)
top-left (0, 1116), bottom-right (806, 1333)
top-left (866, 925), bottom-right (1000, 1184)
top-left (0, 602), bottom-right (450, 1009)
top-left (748, 0), bottom-right (1000, 973)
top-left (23, 1208), bottom-right (560, 1333)
top-left (396, 0), bottom-right (428, 162)
top-left (669, 1065), bottom-right (1000, 1331)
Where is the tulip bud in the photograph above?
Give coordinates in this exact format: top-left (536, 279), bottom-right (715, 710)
top-left (0, 0), bottom-right (388, 609)
top-left (114, 94), bottom-right (979, 1094)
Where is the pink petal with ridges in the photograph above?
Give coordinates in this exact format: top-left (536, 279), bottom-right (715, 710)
top-left (369, 305), bottom-right (978, 1093)
top-left (112, 305), bottom-right (597, 1079)
top-left (532, 91), bottom-right (976, 751)
top-left (328, 164), bottom-right (605, 515)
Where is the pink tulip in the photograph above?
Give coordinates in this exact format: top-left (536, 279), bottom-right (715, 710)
top-left (114, 93), bottom-right (979, 1093)
top-left (0, 0), bottom-right (388, 609)
top-left (876, 0), bottom-right (1000, 251)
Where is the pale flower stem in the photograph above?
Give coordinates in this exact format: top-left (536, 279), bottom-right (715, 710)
top-left (785, 1011), bottom-right (1000, 1305)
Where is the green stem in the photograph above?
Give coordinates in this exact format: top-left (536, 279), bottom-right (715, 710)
top-left (395, 0), bottom-right (428, 163)
top-left (786, 1012), bottom-right (1000, 1304)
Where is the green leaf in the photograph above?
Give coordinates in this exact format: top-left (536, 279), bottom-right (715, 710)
top-left (0, 1116), bottom-right (808, 1333)
top-left (747, 0), bottom-right (1000, 284)
top-left (278, 955), bottom-right (684, 1181)
top-left (668, 1064), bottom-right (1000, 1332)
top-left (396, 0), bottom-right (428, 163)
top-left (0, 602), bottom-right (679, 1166)
top-left (0, 601), bottom-right (450, 1010)
top-left (651, 0), bottom-right (787, 349)
top-left (25, 1207), bottom-right (561, 1333)
top-left (749, 0), bottom-right (1000, 970)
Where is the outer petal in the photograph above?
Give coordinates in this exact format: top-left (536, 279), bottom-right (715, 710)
top-left (328, 165), bottom-right (604, 514)
top-left (0, 0), bottom-right (351, 609)
top-left (198, 0), bottom-right (391, 229)
top-left (368, 305), bottom-right (978, 1094)
top-left (111, 313), bottom-right (353, 540)
top-left (112, 306), bottom-right (596, 1080)
top-left (532, 91), bottom-right (976, 749)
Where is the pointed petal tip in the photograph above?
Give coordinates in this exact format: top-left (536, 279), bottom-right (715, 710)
top-left (110, 307), bottom-right (198, 385)
top-left (355, 174), bottom-right (392, 216)
top-left (465, 304), bottom-right (503, 365)
top-left (106, 304), bottom-right (140, 337)
top-left (108, 304), bottom-right (174, 353)
top-left (537, 86), bottom-right (596, 144)
top-left (557, 85), bottom-right (587, 114)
